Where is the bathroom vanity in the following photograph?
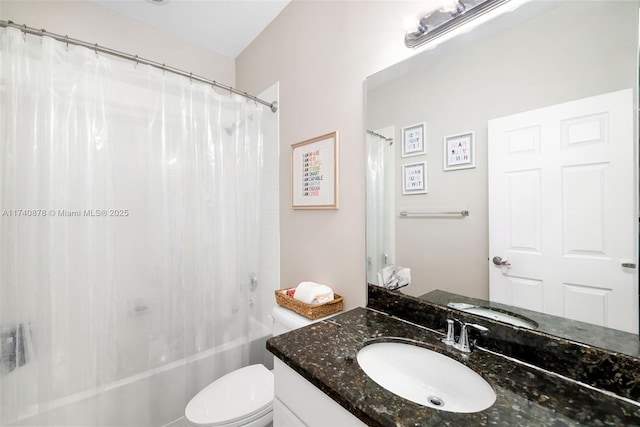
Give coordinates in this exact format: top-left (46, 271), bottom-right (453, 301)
top-left (267, 287), bottom-right (640, 426)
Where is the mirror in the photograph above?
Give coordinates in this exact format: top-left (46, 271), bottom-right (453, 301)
top-left (366, 1), bottom-right (639, 335)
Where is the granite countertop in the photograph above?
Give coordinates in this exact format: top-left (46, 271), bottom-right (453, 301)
top-left (368, 285), bottom-right (640, 402)
top-left (267, 307), bottom-right (640, 427)
top-left (420, 289), bottom-right (640, 358)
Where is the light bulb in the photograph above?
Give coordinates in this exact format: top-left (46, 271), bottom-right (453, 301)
top-left (402, 14), bottom-right (421, 34)
top-left (438, 0), bottom-right (459, 12)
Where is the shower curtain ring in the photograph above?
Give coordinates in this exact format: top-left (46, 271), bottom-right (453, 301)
top-left (162, 64), bottom-right (166, 75)
top-left (134, 55), bottom-right (139, 68)
top-left (189, 72), bottom-right (193, 83)
top-left (64, 35), bottom-right (69, 50)
top-left (21, 25), bottom-right (26, 42)
top-left (94, 43), bottom-right (99, 58)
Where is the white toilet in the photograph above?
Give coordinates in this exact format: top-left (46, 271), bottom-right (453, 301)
top-left (184, 306), bottom-right (322, 427)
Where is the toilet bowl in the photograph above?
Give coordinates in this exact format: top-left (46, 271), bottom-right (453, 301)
top-left (184, 364), bottom-right (273, 427)
top-left (184, 306), bottom-right (325, 427)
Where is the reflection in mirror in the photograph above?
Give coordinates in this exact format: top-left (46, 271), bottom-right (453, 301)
top-left (366, 1), bottom-right (639, 334)
top-left (445, 302), bottom-right (537, 330)
top-left (420, 289), bottom-right (640, 358)
top-left (366, 127), bottom-right (395, 286)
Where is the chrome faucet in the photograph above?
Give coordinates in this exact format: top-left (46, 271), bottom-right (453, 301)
top-left (442, 319), bottom-right (488, 353)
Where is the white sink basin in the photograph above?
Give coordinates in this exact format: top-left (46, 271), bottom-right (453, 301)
top-left (464, 307), bottom-right (537, 329)
top-left (357, 342), bottom-right (496, 413)
top-left (447, 303), bottom-right (538, 329)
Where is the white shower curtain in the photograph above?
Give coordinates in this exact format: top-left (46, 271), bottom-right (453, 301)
top-left (365, 132), bottom-right (394, 286)
top-left (0, 27), bottom-right (267, 424)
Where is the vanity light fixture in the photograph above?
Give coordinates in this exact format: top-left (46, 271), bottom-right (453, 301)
top-left (405, 0), bottom-right (510, 48)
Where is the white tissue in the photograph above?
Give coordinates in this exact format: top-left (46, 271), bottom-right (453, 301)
top-left (293, 281), bottom-right (334, 304)
top-left (378, 265), bottom-right (411, 291)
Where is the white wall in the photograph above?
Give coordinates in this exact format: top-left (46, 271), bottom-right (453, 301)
top-left (236, 0), bottom-right (442, 309)
top-left (0, 0), bottom-right (235, 86)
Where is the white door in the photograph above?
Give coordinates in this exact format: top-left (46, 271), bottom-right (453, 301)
top-left (488, 89), bottom-right (638, 333)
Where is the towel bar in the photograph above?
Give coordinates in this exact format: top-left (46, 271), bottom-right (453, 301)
top-left (399, 210), bottom-right (469, 218)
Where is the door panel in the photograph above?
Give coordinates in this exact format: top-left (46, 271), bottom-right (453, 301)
top-left (563, 283), bottom-right (609, 326)
top-left (506, 170), bottom-right (541, 252)
top-left (507, 276), bottom-right (543, 312)
top-left (562, 164), bottom-right (607, 256)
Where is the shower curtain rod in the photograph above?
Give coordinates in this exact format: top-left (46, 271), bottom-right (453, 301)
top-left (0, 20), bottom-right (278, 113)
top-left (367, 129), bottom-right (393, 145)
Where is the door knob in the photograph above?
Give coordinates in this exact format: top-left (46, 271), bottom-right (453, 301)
top-left (492, 256), bottom-right (511, 267)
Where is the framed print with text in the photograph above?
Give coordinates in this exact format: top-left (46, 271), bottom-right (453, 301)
top-left (402, 122), bottom-right (427, 158)
top-left (402, 161), bottom-right (428, 195)
top-left (444, 131), bottom-right (475, 171)
top-left (291, 131), bottom-right (339, 209)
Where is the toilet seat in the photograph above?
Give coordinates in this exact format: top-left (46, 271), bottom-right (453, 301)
top-left (185, 364), bottom-right (274, 427)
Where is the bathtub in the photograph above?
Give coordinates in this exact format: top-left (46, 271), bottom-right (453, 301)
top-left (8, 320), bottom-right (272, 427)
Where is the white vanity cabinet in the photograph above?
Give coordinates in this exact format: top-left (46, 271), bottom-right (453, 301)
top-left (273, 358), bottom-right (367, 427)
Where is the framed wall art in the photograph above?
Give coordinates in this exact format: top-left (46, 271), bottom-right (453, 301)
top-left (444, 131), bottom-right (475, 171)
top-left (402, 161), bottom-right (428, 195)
top-left (291, 131), bottom-right (339, 209)
top-left (401, 122), bottom-right (427, 158)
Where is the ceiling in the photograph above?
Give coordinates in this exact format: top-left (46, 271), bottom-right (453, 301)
top-left (92, 0), bottom-right (291, 58)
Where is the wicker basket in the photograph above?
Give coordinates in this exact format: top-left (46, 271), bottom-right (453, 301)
top-left (275, 287), bottom-right (343, 319)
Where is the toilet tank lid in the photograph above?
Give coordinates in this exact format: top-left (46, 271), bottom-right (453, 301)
top-left (271, 305), bottom-right (321, 330)
top-left (185, 364), bottom-right (273, 426)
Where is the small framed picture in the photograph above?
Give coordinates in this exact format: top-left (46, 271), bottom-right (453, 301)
top-left (402, 122), bottom-right (426, 158)
top-left (291, 131), bottom-right (339, 209)
top-left (402, 161), bottom-right (428, 195)
top-left (444, 131), bottom-right (475, 171)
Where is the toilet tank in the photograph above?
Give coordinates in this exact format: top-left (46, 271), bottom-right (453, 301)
top-left (272, 306), bottom-right (324, 336)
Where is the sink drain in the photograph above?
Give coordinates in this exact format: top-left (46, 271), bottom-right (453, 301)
top-left (427, 396), bottom-right (444, 407)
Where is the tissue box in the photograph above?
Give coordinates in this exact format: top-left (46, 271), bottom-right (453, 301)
top-left (275, 287), bottom-right (343, 319)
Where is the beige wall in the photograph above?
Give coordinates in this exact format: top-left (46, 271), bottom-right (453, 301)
top-left (236, 1), bottom-right (441, 309)
top-left (0, 0), bottom-right (235, 86)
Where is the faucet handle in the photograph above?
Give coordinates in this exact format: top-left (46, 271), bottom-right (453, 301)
top-left (442, 318), bottom-right (456, 345)
top-left (466, 323), bottom-right (489, 333)
top-left (455, 322), bottom-right (489, 353)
